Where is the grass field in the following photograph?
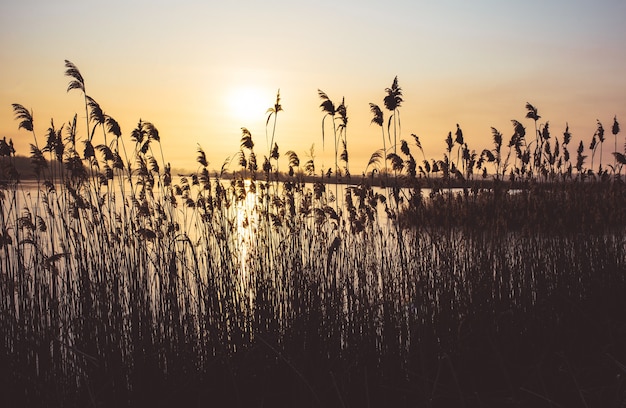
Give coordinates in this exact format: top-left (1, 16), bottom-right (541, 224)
top-left (1, 62), bottom-right (625, 407)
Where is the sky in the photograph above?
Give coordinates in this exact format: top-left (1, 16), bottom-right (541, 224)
top-left (1, 0), bottom-right (626, 175)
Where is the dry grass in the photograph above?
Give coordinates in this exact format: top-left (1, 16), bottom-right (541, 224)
top-left (0, 62), bottom-right (625, 407)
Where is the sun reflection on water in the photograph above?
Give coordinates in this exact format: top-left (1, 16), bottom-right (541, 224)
top-left (235, 180), bottom-right (259, 309)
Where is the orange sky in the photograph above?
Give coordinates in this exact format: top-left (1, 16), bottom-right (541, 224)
top-left (1, 0), bottom-right (626, 175)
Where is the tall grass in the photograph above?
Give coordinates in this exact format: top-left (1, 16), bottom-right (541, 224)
top-left (1, 62), bottom-right (625, 407)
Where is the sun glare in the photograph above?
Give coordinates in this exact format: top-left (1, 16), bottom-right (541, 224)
top-left (228, 87), bottom-right (270, 124)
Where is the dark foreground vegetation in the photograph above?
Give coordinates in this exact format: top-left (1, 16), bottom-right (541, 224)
top-left (1, 62), bottom-right (625, 407)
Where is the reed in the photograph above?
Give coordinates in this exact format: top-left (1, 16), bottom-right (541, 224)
top-left (1, 62), bottom-right (625, 407)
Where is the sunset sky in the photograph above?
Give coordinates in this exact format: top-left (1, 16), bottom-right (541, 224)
top-left (1, 0), bottom-right (625, 174)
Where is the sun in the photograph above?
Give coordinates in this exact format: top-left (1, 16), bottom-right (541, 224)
top-left (227, 86), bottom-right (269, 124)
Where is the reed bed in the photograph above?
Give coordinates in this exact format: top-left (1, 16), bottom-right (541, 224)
top-left (1, 62), bottom-right (625, 407)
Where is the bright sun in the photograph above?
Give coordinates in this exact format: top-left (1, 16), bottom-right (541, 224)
top-left (227, 87), bottom-right (269, 124)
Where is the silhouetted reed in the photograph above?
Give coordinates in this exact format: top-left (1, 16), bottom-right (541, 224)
top-left (1, 62), bottom-right (625, 407)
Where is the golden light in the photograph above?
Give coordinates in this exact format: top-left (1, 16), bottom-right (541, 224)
top-left (227, 86), bottom-right (270, 124)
